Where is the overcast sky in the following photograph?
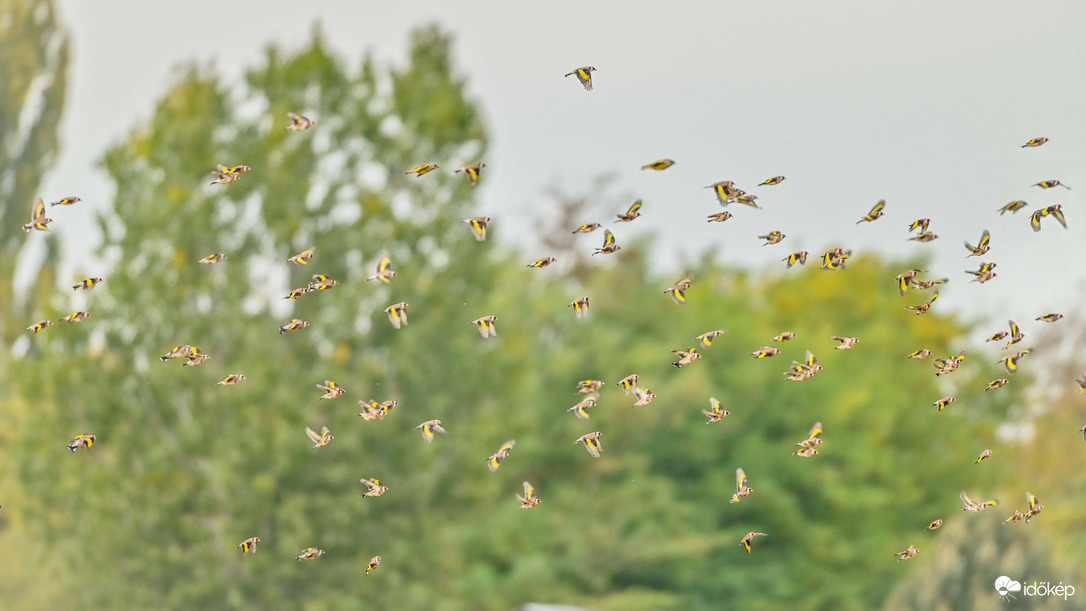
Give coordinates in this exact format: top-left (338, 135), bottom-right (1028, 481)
top-left (41, 0), bottom-right (1086, 327)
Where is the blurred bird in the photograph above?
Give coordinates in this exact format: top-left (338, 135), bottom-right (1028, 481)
top-left (286, 247), bottom-right (315, 265)
top-left (357, 400), bottom-right (395, 421)
top-left (985, 379), bottom-right (1009, 391)
top-left (472, 315), bottom-right (498, 338)
top-left (360, 478), bottom-right (389, 498)
top-left (731, 468), bottom-right (753, 503)
top-left (209, 171), bottom-right (241, 186)
top-left (706, 211), bottom-right (733, 223)
top-left (976, 449), bottom-right (993, 463)
top-left (856, 200), bottom-right (886, 224)
top-left (67, 434), bottom-right (95, 453)
top-left (796, 422), bottom-right (824, 448)
top-left (664, 276), bottom-right (693, 304)
top-left (564, 66), bottom-right (596, 90)
top-left (1025, 492), bottom-right (1043, 522)
top-left (27, 320), bottom-right (52, 334)
top-left (832, 336), bottom-right (859, 349)
top-left (517, 481), bottom-right (541, 509)
top-left (758, 176), bottom-right (786, 186)
top-left (283, 287), bottom-right (311, 300)
top-left (821, 248), bottom-right (852, 271)
top-left (365, 556), bottom-right (381, 575)
top-left (633, 386), bottom-right (656, 406)
top-left (572, 223), bottom-right (602, 234)
top-left (1004, 320), bottom-right (1024, 349)
top-left (905, 291), bottom-right (939, 315)
top-left (593, 229), bottom-right (621, 255)
top-left (617, 374), bottom-right (639, 395)
top-left (286, 112), bottom-right (317, 131)
top-left (456, 162), bottom-right (486, 184)
top-left (385, 303), bottom-right (409, 329)
top-left (907, 349), bottom-right (932, 359)
top-left (464, 216), bottom-right (490, 241)
top-left (574, 431), bottom-right (603, 457)
top-left (615, 200), bottom-right (642, 222)
top-left (308, 275), bottom-right (339, 291)
top-left (527, 257), bottom-right (556, 268)
top-left (22, 197), bottom-right (52, 233)
top-left (961, 490), bottom-right (997, 512)
top-left (909, 231), bottom-right (938, 242)
top-left (577, 380), bottom-right (604, 394)
top-left (296, 548), bottom-right (324, 560)
top-left (702, 397), bottom-right (730, 423)
top-left (1036, 313), bottom-right (1063, 323)
top-left (567, 396), bottom-right (597, 420)
top-left (751, 346), bottom-right (781, 358)
top-left (933, 352), bottom-right (965, 376)
top-left (772, 332), bottom-right (797, 342)
top-left (782, 251), bottom-right (808, 268)
top-left (405, 162), bottom-right (439, 177)
top-left (965, 262), bottom-right (998, 283)
top-left (487, 440), bottom-right (516, 472)
top-left (365, 252), bottom-right (396, 283)
top-left (907, 218), bottom-right (931, 233)
top-left (641, 159), bottom-right (675, 171)
top-left (1030, 204), bottom-right (1067, 231)
top-left (793, 447), bottom-right (819, 457)
top-left (305, 426), bottom-right (333, 449)
top-left (932, 396), bottom-right (956, 411)
top-left (964, 230), bottom-right (991, 257)
top-left (696, 330), bottom-right (726, 349)
top-left (49, 196), bottom-right (81, 207)
top-left (416, 420), bottom-right (446, 443)
top-left (279, 319), bottom-right (310, 334)
top-left (705, 181), bottom-right (745, 206)
top-left (63, 312), bottom-right (90, 323)
top-left (569, 297), bottom-right (590, 319)
top-left (730, 194), bottom-right (760, 208)
top-left (671, 348), bottom-right (701, 368)
top-left (217, 164), bottom-right (251, 175)
top-left (911, 278), bottom-right (948, 290)
top-left (182, 353), bottom-right (211, 367)
top-left (1005, 510), bottom-right (1027, 524)
top-left (316, 380), bottom-right (346, 399)
top-left (238, 537), bottom-right (260, 554)
top-left (1021, 137), bottom-right (1048, 148)
top-left (998, 201), bottom-right (1029, 215)
top-left (895, 546), bottom-right (920, 562)
top-left (786, 350), bottom-right (821, 381)
top-left (198, 254), bottom-right (227, 264)
top-left (217, 374), bottom-right (246, 386)
top-left (1033, 180), bottom-right (1070, 190)
top-left (160, 345), bottom-right (197, 362)
top-left (758, 231), bottom-right (786, 246)
top-left (927, 520), bottom-right (943, 530)
top-left (1000, 350), bottom-right (1031, 374)
top-left (741, 532), bottom-right (768, 554)
top-left (986, 331), bottom-right (1009, 343)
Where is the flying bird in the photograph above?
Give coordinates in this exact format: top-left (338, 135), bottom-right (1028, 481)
top-left (360, 478), bottom-right (389, 498)
top-left (963, 230), bottom-right (991, 257)
top-left (305, 426), bottom-right (334, 449)
top-left (856, 200), bottom-right (886, 224)
top-left (486, 440), bottom-right (516, 472)
top-left (1025, 492), bottom-right (1043, 523)
top-left (664, 276), bottom-right (693, 304)
top-left (569, 297), bottom-right (590, 319)
top-left (279, 319), bottom-right (310, 334)
top-left (907, 218), bottom-right (931, 234)
top-left (696, 330), bottom-right (726, 349)
top-left (416, 420), bottom-right (447, 443)
top-left (730, 468), bottom-right (753, 503)
top-left (976, 449), bottom-right (993, 463)
top-left (641, 159), bottom-right (675, 171)
top-left (671, 348), bottom-right (701, 368)
top-left (286, 247), bottom-right (315, 265)
top-left (1036, 313), bottom-right (1063, 323)
top-left (316, 380), bottom-right (346, 400)
top-left (772, 332), bottom-right (796, 342)
top-left (909, 232), bottom-right (938, 242)
top-left (1021, 137), bottom-right (1048, 148)
top-left (895, 546), bottom-right (919, 561)
top-left (617, 374), bottom-right (639, 395)
top-left (741, 532), bottom-right (768, 554)
top-left (286, 112), bottom-right (317, 131)
top-left (517, 481), bottom-right (541, 509)
top-left (758, 176), bottom-right (786, 186)
top-left (706, 211), bottom-right (733, 223)
top-left (758, 231), bottom-right (786, 246)
top-left (999, 350), bottom-right (1031, 374)
top-left (405, 162), bottom-right (439, 177)
top-left (906, 349), bottom-right (932, 359)
top-left (464, 216), bottom-right (490, 241)
top-left (751, 346), bottom-right (781, 358)
top-left (702, 397), bottom-right (730, 423)
top-left (705, 181), bottom-right (745, 206)
top-left (67, 434), bottom-right (95, 452)
top-left (932, 396), bottom-right (956, 411)
top-left (365, 252), bottom-right (396, 283)
top-left (198, 254), bottom-right (227, 264)
top-left (904, 291), bottom-right (939, 315)
top-left (615, 200), bottom-right (643, 222)
top-left (238, 537), bottom-right (260, 554)
top-left (456, 162), bottom-right (486, 185)
top-left (1033, 180), bottom-right (1070, 189)
top-left (385, 303), bottom-right (409, 329)
top-left (296, 548), bottom-right (324, 561)
top-left (961, 490), bottom-right (997, 512)
top-left (927, 520), bottom-right (943, 530)
top-left (27, 320), bottom-right (53, 334)
top-left (998, 201), bottom-right (1029, 215)
top-left (217, 374), bottom-right (246, 386)
top-left (22, 197), bottom-right (52, 233)
top-left (633, 386), bottom-right (656, 406)
top-left (984, 379), bottom-right (1008, 391)
top-left (1030, 205), bottom-right (1067, 231)
top-left (593, 229), bottom-right (621, 255)
top-left (365, 556), bottom-right (382, 575)
top-left (527, 257), bottom-right (556, 268)
top-left (63, 312), bottom-right (90, 323)
top-left (574, 431), bottom-right (603, 457)
top-left (783, 251), bottom-right (808, 268)
top-left (577, 380), bottom-right (604, 394)
top-left (572, 223), bottom-right (602, 234)
top-left (796, 422), bottom-right (824, 448)
top-left (832, 336), bottom-right (859, 349)
top-left (472, 315), bottom-right (498, 338)
top-left (567, 396), bottom-right (597, 420)
top-left (564, 66), bottom-right (596, 90)
top-left (50, 196), bottom-right (81, 207)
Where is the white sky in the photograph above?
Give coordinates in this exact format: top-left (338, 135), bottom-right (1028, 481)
top-left (41, 0), bottom-right (1086, 326)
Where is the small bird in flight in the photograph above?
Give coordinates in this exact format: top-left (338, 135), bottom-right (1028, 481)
top-left (564, 66), bottom-right (597, 91)
top-left (286, 112), bottom-right (317, 131)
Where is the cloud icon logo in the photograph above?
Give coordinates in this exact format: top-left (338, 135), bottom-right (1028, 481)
top-left (995, 576), bottom-right (1022, 601)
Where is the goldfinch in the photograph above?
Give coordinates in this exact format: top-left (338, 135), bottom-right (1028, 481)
top-left (572, 223), bottom-right (601, 234)
top-left (22, 197), bottom-right (52, 233)
top-left (964, 230), bottom-right (991, 257)
top-left (308, 275), bottom-right (339, 291)
top-left (706, 211), bottom-right (734, 223)
top-left (198, 254), bottom-right (227, 264)
top-left (856, 200), bottom-right (886, 224)
top-left (569, 297), bottom-right (590, 319)
top-left (932, 396), bottom-right (956, 411)
top-left (592, 229), bottom-right (620, 255)
top-left (933, 352), bottom-right (965, 376)
top-left (758, 176), bottom-right (786, 186)
top-left (633, 386), bottom-right (656, 406)
top-left (486, 440), bottom-right (516, 472)
top-left (217, 374), bottom-right (246, 386)
top-left (895, 546), bottom-right (919, 561)
top-left (283, 287), bottom-right (310, 300)
top-left (976, 449), bottom-right (993, 463)
top-left (904, 291), bottom-right (939, 315)
top-left (985, 379), bottom-right (1008, 391)
top-left (616, 200), bottom-right (642, 222)
top-left (907, 218), bottom-right (931, 233)
top-left (909, 231), bottom-right (938, 242)
top-left (927, 520), bottom-right (943, 530)
top-left (695, 330), bottom-right (726, 349)
top-left (741, 532), bottom-right (767, 554)
top-left (456, 162), bottom-right (486, 184)
top-left (50, 196), bottom-right (81, 207)
top-left (1005, 510), bottom-right (1027, 524)
top-left (796, 422), bottom-right (823, 447)
top-left (517, 481), bottom-right (541, 508)
top-left (67, 434), bottom-right (95, 452)
top-left (416, 419), bottom-right (446, 443)
top-left (1004, 320), bottom-right (1024, 348)
top-left (1025, 492), bottom-right (1043, 522)
top-left (286, 112), bottom-right (317, 131)
top-left (793, 447), bottom-right (819, 457)
top-left (305, 426), bottom-right (334, 449)
top-left (705, 181), bottom-right (745, 206)
top-left (279, 318), bottom-right (309, 334)
top-left (527, 257), bottom-right (556, 268)
top-left (1036, 313), bottom-right (1063, 323)
top-left (27, 320), bottom-right (52, 333)
top-left (464, 216), bottom-right (490, 241)
top-left (751, 346), bottom-right (780, 358)
top-left (316, 380), bottom-right (346, 399)
top-left (385, 302), bottom-right (409, 329)
top-left (296, 548), bottom-right (324, 560)
top-left (702, 397), bottom-right (730, 423)
top-left (405, 163), bottom-right (439, 177)
top-left (564, 66), bottom-right (596, 90)
top-left (986, 331), bottom-right (1009, 343)
top-left (664, 276), bottom-right (692, 304)
top-left (1030, 204), bottom-right (1067, 231)
top-left (641, 159), bottom-right (675, 171)
top-left (72, 276), bottom-right (102, 290)
top-left (906, 349), bottom-right (932, 359)
top-left (577, 380), bottom-right (604, 394)
top-left (1000, 349), bottom-right (1030, 374)
top-left (1021, 137), bottom-right (1048, 148)
top-left (63, 312), bottom-right (90, 323)
top-left (758, 231), bottom-right (786, 245)
top-left (832, 336), bottom-right (859, 349)
top-left (671, 347), bottom-right (700, 368)
top-left (286, 247), bottom-right (315, 265)
top-left (471, 315), bottom-right (498, 338)
top-left (772, 332), bottom-right (796, 342)
top-left (360, 478), bottom-right (389, 498)
top-left (567, 396), bottom-right (597, 420)
top-left (998, 201), bottom-right (1029, 215)
top-left (1033, 180), bottom-right (1070, 189)
top-left (731, 468), bottom-right (752, 503)
top-left (783, 251), bottom-right (808, 268)
top-left (365, 252), bottom-right (396, 283)
top-left (574, 431), bottom-right (603, 457)
top-left (238, 537), bottom-right (260, 554)
top-left (160, 345), bottom-right (198, 362)
top-left (365, 556), bottom-right (381, 575)
top-left (616, 374), bottom-right (639, 395)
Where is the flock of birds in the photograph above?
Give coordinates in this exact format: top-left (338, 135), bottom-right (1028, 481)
top-left (16, 66), bottom-right (1086, 576)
